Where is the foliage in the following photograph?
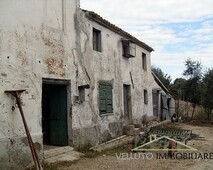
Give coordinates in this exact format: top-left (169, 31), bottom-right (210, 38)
top-left (183, 58), bottom-right (202, 79)
top-left (152, 59), bottom-right (213, 121)
top-left (194, 108), bottom-right (208, 120)
top-left (182, 58), bottom-right (202, 118)
top-left (142, 114), bottom-right (149, 125)
top-left (201, 68), bottom-right (213, 119)
top-left (170, 78), bottom-right (187, 100)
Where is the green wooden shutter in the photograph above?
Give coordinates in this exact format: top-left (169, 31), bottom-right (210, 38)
top-left (99, 84), bottom-right (106, 113)
top-left (106, 84), bottom-right (113, 113)
top-left (99, 83), bottom-right (113, 114)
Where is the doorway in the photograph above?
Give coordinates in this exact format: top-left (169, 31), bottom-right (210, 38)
top-left (42, 80), bottom-right (68, 146)
top-left (123, 84), bottom-right (132, 124)
top-left (152, 89), bottom-right (159, 118)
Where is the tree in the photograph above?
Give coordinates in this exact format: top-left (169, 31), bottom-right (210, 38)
top-left (182, 58), bottom-right (202, 119)
top-left (151, 66), bottom-right (172, 90)
top-left (183, 58), bottom-right (202, 78)
top-left (170, 78), bottom-right (187, 100)
top-left (201, 68), bottom-right (213, 120)
top-left (170, 78), bottom-right (188, 118)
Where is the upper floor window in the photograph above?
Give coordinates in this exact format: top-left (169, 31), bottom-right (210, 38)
top-left (142, 52), bottom-right (147, 71)
top-left (122, 40), bottom-right (136, 58)
top-left (93, 28), bottom-right (102, 52)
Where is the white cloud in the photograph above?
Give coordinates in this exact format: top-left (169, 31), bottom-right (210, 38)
top-left (81, 0), bottom-right (213, 24)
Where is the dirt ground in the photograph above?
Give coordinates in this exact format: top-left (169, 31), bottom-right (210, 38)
top-left (53, 123), bottom-right (213, 170)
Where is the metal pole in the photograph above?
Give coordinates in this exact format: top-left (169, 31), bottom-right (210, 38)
top-left (5, 90), bottom-right (42, 170)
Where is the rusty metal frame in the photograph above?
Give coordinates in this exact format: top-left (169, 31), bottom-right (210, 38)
top-left (5, 90), bottom-right (42, 170)
top-left (132, 135), bottom-right (197, 152)
top-left (148, 126), bottom-right (192, 141)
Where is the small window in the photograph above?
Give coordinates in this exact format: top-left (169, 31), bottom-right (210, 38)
top-left (93, 28), bottom-right (101, 52)
top-left (144, 89), bottom-right (148, 104)
top-left (78, 85), bottom-right (90, 102)
top-left (142, 53), bottom-right (147, 71)
top-left (99, 82), bottom-right (113, 114)
top-left (122, 40), bottom-right (136, 58)
top-left (78, 86), bottom-right (85, 102)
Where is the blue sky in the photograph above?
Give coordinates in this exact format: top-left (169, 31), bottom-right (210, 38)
top-left (80, 0), bottom-right (213, 80)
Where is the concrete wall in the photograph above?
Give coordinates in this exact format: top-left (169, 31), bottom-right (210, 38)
top-left (72, 10), bottom-right (154, 147)
top-left (0, 0), bottom-right (78, 169)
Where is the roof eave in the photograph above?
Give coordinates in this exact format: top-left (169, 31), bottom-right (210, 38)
top-left (82, 9), bottom-right (154, 52)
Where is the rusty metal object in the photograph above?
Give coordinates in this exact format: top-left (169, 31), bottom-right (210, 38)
top-left (168, 140), bottom-right (177, 158)
top-left (148, 125), bottom-right (192, 141)
top-left (5, 90), bottom-right (42, 170)
top-left (144, 120), bottom-right (192, 142)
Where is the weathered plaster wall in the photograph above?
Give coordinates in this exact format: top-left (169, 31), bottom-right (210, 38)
top-left (151, 75), bottom-right (175, 119)
top-left (72, 10), bottom-right (154, 147)
top-left (0, 0), bottom-right (155, 167)
top-left (0, 0), bottom-right (78, 169)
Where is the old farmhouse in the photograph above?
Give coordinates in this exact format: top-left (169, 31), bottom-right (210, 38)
top-left (0, 0), bottom-right (173, 169)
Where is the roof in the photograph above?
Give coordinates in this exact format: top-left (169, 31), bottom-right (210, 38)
top-left (152, 72), bottom-right (169, 93)
top-left (82, 9), bottom-right (154, 52)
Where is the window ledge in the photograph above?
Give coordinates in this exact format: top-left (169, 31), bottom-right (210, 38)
top-left (100, 113), bottom-right (114, 117)
top-left (93, 50), bottom-right (102, 53)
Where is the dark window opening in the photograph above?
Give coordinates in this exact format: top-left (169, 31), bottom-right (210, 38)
top-left (93, 28), bottom-right (102, 52)
top-left (144, 89), bottom-right (148, 104)
top-left (142, 52), bottom-right (147, 71)
top-left (78, 86), bottom-right (85, 102)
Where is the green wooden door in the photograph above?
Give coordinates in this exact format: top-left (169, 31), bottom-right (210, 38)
top-left (49, 85), bottom-right (68, 146)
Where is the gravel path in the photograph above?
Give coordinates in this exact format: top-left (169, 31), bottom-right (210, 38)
top-left (57, 123), bottom-right (213, 170)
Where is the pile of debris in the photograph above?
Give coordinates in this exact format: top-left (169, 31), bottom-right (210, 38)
top-left (90, 120), bottom-right (193, 153)
top-left (123, 120), bottom-right (192, 148)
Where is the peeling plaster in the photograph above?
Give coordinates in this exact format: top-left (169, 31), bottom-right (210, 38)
top-left (0, 0), bottom-right (78, 169)
top-left (72, 9), bottom-right (154, 146)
